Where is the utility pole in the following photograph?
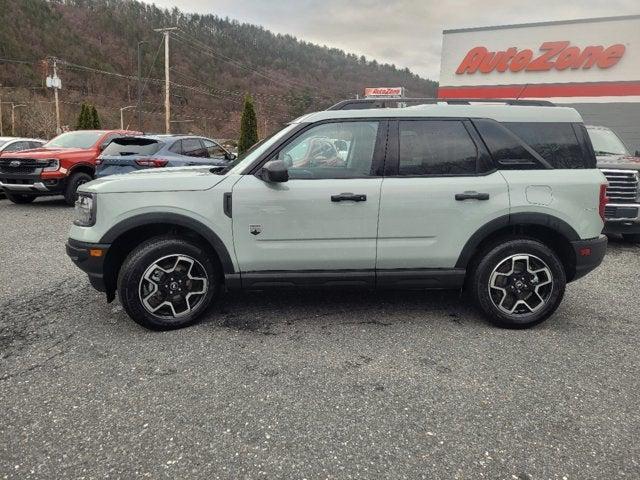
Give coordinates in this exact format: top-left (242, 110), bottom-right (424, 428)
top-left (154, 27), bottom-right (177, 134)
top-left (137, 41), bottom-right (147, 132)
top-left (0, 87), bottom-right (3, 136)
top-left (11, 103), bottom-right (26, 136)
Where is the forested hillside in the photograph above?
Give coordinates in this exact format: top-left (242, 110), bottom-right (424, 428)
top-left (0, 0), bottom-right (437, 138)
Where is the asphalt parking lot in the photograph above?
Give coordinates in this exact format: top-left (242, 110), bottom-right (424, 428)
top-left (1, 196), bottom-right (639, 479)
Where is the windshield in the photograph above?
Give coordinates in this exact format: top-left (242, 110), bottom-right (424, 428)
top-left (587, 127), bottom-right (630, 156)
top-left (101, 138), bottom-right (163, 156)
top-left (224, 124), bottom-right (298, 174)
top-left (45, 131), bottom-right (104, 149)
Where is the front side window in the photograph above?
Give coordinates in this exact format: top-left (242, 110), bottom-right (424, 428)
top-left (398, 120), bottom-right (477, 175)
top-left (273, 121), bottom-right (379, 179)
top-left (202, 139), bottom-right (227, 157)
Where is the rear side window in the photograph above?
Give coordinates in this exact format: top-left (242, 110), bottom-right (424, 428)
top-left (101, 138), bottom-right (162, 156)
top-left (181, 138), bottom-right (207, 157)
top-left (473, 119), bottom-right (543, 170)
top-left (398, 120), bottom-right (477, 175)
top-left (503, 122), bottom-right (586, 169)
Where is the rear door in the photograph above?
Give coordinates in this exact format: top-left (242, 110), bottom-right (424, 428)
top-left (376, 118), bottom-right (510, 281)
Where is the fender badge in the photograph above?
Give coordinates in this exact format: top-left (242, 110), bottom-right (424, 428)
top-left (249, 225), bottom-right (262, 236)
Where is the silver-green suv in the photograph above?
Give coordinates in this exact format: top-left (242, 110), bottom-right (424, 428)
top-left (66, 102), bottom-right (608, 330)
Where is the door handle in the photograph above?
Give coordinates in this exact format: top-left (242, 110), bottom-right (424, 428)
top-left (331, 193), bottom-right (367, 202)
top-left (455, 191), bottom-right (490, 201)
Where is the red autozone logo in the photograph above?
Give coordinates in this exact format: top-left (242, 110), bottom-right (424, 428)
top-left (365, 87), bottom-right (403, 96)
top-left (456, 41), bottom-right (626, 74)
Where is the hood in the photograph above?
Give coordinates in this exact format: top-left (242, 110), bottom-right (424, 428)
top-left (0, 146), bottom-right (93, 158)
top-left (80, 165), bottom-right (227, 194)
top-left (597, 154), bottom-right (640, 171)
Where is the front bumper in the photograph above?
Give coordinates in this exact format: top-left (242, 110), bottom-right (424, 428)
top-left (66, 239), bottom-right (111, 292)
top-left (0, 171), bottom-right (64, 194)
top-left (603, 203), bottom-right (640, 235)
top-left (571, 235), bottom-right (607, 281)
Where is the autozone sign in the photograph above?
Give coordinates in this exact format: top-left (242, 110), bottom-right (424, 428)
top-left (364, 87), bottom-right (404, 97)
top-left (456, 41), bottom-right (626, 75)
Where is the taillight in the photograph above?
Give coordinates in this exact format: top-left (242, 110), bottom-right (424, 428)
top-left (135, 159), bottom-right (168, 168)
top-left (599, 184), bottom-right (609, 222)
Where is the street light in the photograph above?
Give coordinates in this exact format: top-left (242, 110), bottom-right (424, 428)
top-left (120, 105), bottom-right (136, 130)
top-left (137, 40), bottom-right (148, 132)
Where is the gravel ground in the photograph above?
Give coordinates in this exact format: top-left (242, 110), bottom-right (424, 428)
top-left (1, 196), bottom-right (639, 479)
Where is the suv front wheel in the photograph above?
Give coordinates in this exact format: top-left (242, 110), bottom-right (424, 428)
top-left (470, 238), bottom-right (566, 328)
top-left (117, 236), bottom-right (220, 330)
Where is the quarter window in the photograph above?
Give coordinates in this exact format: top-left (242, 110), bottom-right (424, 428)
top-left (398, 120), bottom-right (477, 175)
top-left (504, 122), bottom-right (585, 169)
top-left (274, 121), bottom-right (379, 179)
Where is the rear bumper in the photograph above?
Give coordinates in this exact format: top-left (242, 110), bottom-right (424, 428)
top-left (571, 235), bottom-right (607, 281)
top-left (66, 239), bottom-right (111, 292)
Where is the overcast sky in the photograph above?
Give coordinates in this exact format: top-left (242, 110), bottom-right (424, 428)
top-left (148, 0), bottom-right (638, 80)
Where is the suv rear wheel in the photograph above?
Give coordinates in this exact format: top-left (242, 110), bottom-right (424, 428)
top-left (470, 238), bottom-right (566, 328)
top-left (117, 236), bottom-right (220, 330)
top-left (64, 171), bottom-right (92, 206)
top-left (5, 192), bottom-right (36, 204)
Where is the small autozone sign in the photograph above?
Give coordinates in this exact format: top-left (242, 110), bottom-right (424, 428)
top-left (456, 41), bottom-right (626, 75)
top-left (364, 87), bottom-right (404, 97)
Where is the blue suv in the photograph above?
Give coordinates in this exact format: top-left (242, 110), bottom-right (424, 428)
top-left (95, 135), bottom-right (235, 178)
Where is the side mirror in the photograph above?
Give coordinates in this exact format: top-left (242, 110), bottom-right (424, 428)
top-left (98, 141), bottom-right (110, 152)
top-left (260, 160), bottom-right (289, 183)
top-left (225, 152), bottom-right (237, 161)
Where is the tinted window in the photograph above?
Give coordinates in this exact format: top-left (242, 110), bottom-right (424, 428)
top-left (274, 121), bottom-right (379, 179)
top-left (473, 119), bottom-right (542, 169)
top-left (169, 140), bottom-right (182, 154)
top-left (101, 138), bottom-right (162, 156)
top-left (29, 141), bottom-right (44, 149)
top-left (202, 139), bottom-right (227, 157)
top-left (504, 122), bottom-right (585, 169)
top-left (398, 120), bottom-right (477, 175)
top-left (181, 138), bottom-right (206, 157)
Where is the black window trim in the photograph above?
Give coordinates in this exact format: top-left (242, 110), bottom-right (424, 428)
top-left (385, 116), bottom-right (493, 178)
top-left (246, 118), bottom-right (390, 179)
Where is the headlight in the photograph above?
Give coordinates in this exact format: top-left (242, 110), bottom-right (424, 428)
top-left (74, 192), bottom-right (97, 227)
top-left (42, 158), bottom-right (60, 172)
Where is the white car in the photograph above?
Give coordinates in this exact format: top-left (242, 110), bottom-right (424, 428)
top-left (67, 101), bottom-right (608, 330)
top-left (0, 137), bottom-right (45, 154)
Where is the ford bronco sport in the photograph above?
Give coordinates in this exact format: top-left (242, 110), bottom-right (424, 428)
top-left (0, 129), bottom-right (139, 205)
top-left (66, 101), bottom-right (608, 330)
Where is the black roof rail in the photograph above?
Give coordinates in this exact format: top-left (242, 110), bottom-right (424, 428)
top-left (327, 98), bottom-right (556, 110)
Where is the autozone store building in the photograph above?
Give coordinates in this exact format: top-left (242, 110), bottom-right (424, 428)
top-left (438, 15), bottom-right (640, 153)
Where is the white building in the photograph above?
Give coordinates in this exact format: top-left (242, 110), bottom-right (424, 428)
top-left (438, 15), bottom-right (640, 153)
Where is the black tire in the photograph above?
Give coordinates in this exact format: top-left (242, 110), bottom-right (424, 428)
top-left (117, 235), bottom-right (220, 330)
top-left (64, 171), bottom-right (93, 206)
top-left (622, 233), bottom-right (640, 243)
top-left (469, 238), bottom-right (566, 329)
top-left (5, 191), bottom-right (36, 204)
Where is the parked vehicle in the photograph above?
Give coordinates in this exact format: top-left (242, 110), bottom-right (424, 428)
top-left (0, 137), bottom-right (46, 199)
top-left (0, 129), bottom-right (138, 205)
top-left (586, 125), bottom-right (640, 243)
top-left (0, 137), bottom-right (46, 154)
top-left (67, 101), bottom-right (607, 330)
top-left (95, 135), bottom-right (235, 178)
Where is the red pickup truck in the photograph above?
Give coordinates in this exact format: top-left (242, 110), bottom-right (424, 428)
top-left (0, 129), bottom-right (139, 205)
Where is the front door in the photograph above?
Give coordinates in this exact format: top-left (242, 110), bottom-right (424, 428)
top-left (376, 119), bottom-right (510, 276)
top-left (232, 120), bottom-right (386, 286)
